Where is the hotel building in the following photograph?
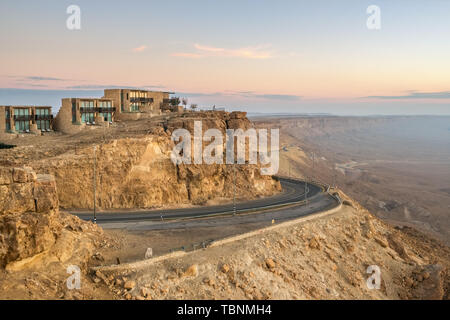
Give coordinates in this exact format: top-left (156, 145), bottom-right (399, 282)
top-left (103, 89), bottom-right (174, 120)
top-left (0, 105), bottom-right (53, 135)
top-left (53, 98), bottom-right (115, 134)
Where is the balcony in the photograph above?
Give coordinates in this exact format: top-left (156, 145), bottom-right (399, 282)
top-left (98, 107), bottom-right (116, 113)
top-left (80, 107), bottom-right (96, 113)
top-left (163, 98), bottom-right (180, 105)
top-left (35, 114), bottom-right (53, 121)
top-left (13, 115), bottom-right (33, 121)
top-left (80, 107), bottom-right (116, 113)
top-left (130, 97), bottom-right (154, 104)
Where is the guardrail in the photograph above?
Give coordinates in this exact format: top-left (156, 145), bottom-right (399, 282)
top-left (276, 175), bottom-right (342, 205)
top-left (155, 177), bottom-right (336, 222)
top-left (169, 239), bottom-right (214, 253)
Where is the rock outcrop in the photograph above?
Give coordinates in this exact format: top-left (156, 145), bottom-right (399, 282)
top-left (0, 166), bottom-right (103, 269)
top-left (29, 111), bottom-right (281, 209)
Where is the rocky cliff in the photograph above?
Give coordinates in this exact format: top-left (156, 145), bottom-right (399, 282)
top-left (25, 111), bottom-right (281, 209)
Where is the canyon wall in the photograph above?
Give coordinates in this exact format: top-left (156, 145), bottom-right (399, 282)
top-left (253, 116), bottom-right (393, 139)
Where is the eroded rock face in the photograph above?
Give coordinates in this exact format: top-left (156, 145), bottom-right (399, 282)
top-left (30, 112), bottom-right (281, 209)
top-left (0, 166), bottom-right (104, 270)
top-left (0, 167), bottom-right (60, 267)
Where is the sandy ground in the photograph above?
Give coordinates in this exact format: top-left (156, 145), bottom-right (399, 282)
top-left (95, 222), bottom-right (269, 266)
top-left (91, 202), bottom-right (450, 300)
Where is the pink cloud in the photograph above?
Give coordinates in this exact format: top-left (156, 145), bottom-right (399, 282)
top-left (171, 52), bottom-right (204, 58)
top-left (132, 45), bottom-right (147, 53)
top-left (172, 43), bottom-right (273, 59)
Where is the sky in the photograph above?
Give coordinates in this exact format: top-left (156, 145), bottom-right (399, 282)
top-left (0, 0), bottom-right (449, 115)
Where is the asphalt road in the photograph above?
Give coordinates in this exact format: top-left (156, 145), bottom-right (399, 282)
top-left (74, 178), bottom-right (339, 230)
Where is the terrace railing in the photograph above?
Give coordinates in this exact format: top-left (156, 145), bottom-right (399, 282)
top-left (13, 115), bottom-right (33, 121)
top-left (130, 97), bottom-right (154, 103)
top-left (97, 107), bottom-right (116, 113)
top-left (35, 114), bottom-right (53, 120)
top-left (80, 107), bottom-right (116, 113)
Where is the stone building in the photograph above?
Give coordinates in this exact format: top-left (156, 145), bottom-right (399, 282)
top-left (103, 89), bottom-right (178, 120)
top-left (53, 98), bottom-right (115, 134)
top-left (0, 105), bottom-right (53, 136)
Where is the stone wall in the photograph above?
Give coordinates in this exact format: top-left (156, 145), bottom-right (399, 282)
top-left (0, 107), bottom-right (6, 136)
top-left (53, 99), bottom-right (75, 134)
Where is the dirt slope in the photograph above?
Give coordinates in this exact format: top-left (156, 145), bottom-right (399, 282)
top-left (94, 194), bottom-right (449, 300)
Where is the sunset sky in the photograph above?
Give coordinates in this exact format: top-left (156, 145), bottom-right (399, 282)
top-left (1, 0), bottom-right (449, 115)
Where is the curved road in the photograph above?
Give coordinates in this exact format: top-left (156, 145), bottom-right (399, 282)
top-left (74, 178), bottom-right (339, 230)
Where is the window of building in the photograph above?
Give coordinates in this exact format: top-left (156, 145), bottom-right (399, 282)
top-left (36, 108), bottom-right (49, 116)
top-left (100, 113), bottom-right (112, 122)
top-left (131, 103), bottom-right (139, 112)
top-left (37, 120), bottom-right (50, 130)
top-left (81, 112), bottom-right (95, 123)
top-left (14, 108), bottom-right (29, 116)
top-left (72, 102), bottom-right (77, 123)
top-left (15, 120), bottom-right (29, 132)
